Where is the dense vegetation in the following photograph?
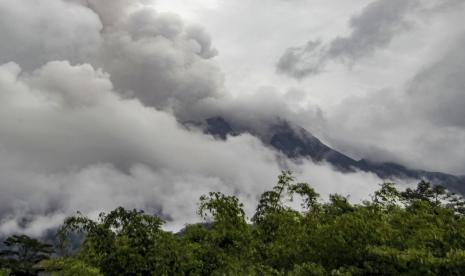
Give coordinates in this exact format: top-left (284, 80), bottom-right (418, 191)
top-left (2, 172), bottom-right (465, 275)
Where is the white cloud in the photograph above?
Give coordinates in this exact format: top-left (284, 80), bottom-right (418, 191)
top-left (0, 61), bottom-right (385, 236)
top-left (0, 0), bottom-right (102, 71)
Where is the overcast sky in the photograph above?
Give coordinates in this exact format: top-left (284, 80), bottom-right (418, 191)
top-left (155, 0), bottom-right (465, 172)
top-left (0, 0), bottom-right (464, 236)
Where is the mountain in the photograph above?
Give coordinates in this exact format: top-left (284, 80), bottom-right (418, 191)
top-left (202, 117), bottom-right (465, 195)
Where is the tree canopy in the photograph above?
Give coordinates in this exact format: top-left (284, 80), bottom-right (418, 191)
top-left (0, 234), bottom-right (53, 275)
top-left (2, 171), bottom-right (465, 275)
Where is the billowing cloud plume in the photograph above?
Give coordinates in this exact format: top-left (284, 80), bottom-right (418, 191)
top-left (96, 6), bottom-right (222, 114)
top-left (0, 0), bottom-right (102, 71)
top-left (0, 61), bottom-right (385, 236)
top-left (0, 0), bottom-right (221, 115)
top-left (277, 0), bottom-right (464, 79)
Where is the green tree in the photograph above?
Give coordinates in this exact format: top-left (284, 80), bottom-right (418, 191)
top-left (0, 268), bottom-right (11, 276)
top-left (0, 235), bottom-right (53, 276)
top-left (6, 173), bottom-right (465, 275)
top-left (252, 172), bottom-right (314, 272)
top-left (38, 257), bottom-right (102, 276)
top-left (188, 192), bottom-right (255, 274)
top-left (58, 207), bottom-right (193, 275)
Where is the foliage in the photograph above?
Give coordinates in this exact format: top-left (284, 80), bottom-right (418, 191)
top-left (0, 235), bottom-right (53, 275)
top-left (38, 257), bottom-right (102, 276)
top-left (57, 207), bottom-right (194, 275)
top-left (3, 172), bottom-right (465, 275)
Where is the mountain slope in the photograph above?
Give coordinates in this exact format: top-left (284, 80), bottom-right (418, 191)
top-left (202, 117), bottom-right (465, 194)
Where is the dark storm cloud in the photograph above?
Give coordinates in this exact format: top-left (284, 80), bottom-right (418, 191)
top-left (277, 0), bottom-right (464, 79)
top-left (0, 0), bottom-right (222, 115)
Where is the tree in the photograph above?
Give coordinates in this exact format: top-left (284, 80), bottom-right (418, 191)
top-left (37, 257), bottom-right (102, 276)
top-left (191, 192), bottom-right (255, 274)
top-left (252, 171), bottom-right (314, 272)
top-left (5, 173), bottom-right (465, 275)
top-left (58, 207), bottom-right (193, 275)
top-left (0, 235), bottom-right (53, 276)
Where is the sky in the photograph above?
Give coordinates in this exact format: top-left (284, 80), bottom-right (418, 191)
top-left (0, 0), bottom-right (464, 236)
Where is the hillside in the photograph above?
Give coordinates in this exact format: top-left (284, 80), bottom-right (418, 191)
top-left (203, 117), bottom-right (465, 195)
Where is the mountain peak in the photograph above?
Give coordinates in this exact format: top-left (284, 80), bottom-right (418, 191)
top-left (202, 116), bottom-right (465, 194)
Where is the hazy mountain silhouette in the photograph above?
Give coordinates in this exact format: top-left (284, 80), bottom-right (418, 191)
top-left (203, 116), bottom-right (465, 194)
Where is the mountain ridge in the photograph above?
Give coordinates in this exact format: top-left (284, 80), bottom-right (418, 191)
top-left (202, 116), bottom-right (465, 194)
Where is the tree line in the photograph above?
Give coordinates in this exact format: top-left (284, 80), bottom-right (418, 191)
top-left (2, 172), bottom-right (465, 275)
